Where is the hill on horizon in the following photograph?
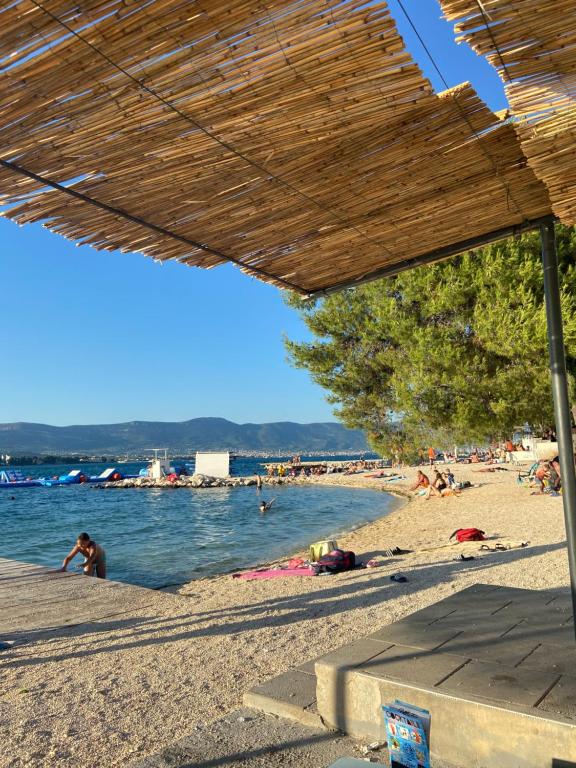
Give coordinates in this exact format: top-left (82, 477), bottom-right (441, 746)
top-left (0, 417), bottom-right (369, 455)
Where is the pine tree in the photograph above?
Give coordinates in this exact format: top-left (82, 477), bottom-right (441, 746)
top-left (285, 226), bottom-right (576, 454)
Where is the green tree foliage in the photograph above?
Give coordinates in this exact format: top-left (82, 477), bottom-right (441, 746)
top-left (285, 227), bottom-right (576, 454)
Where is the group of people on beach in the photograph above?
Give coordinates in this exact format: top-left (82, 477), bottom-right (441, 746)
top-left (409, 469), bottom-right (464, 499)
top-left (267, 463), bottom-right (324, 477)
top-left (266, 459), bottom-right (383, 477)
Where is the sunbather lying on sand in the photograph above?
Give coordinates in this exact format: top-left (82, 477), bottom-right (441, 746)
top-left (472, 466), bottom-right (508, 473)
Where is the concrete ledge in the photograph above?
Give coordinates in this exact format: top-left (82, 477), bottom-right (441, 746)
top-left (243, 669), bottom-right (327, 730)
top-left (317, 667), bottom-right (576, 768)
top-left (315, 584), bottom-right (576, 768)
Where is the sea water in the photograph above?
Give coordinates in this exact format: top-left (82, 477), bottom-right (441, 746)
top-left (0, 457), bottom-right (397, 588)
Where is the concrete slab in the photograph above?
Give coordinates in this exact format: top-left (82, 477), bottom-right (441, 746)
top-left (2, 597), bottom-right (155, 634)
top-left (0, 557), bottom-right (159, 639)
top-left (296, 658), bottom-right (318, 675)
top-left (358, 645), bottom-right (468, 687)
top-left (438, 633), bottom-right (539, 666)
top-left (518, 643), bottom-right (576, 675)
top-left (317, 666), bottom-right (576, 767)
top-left (368, 622), bottom-right (462, 651)
top-left (248, 670), bottom-right (317, 711)
top-left (430, 615), bottom-right (519, 636)
top-left (492, 618), bottom-right (574, 651)
top-left (246, 640), bottom-right (394, 732)
top-left (432, 600), bottom-right (514, 623)
top-left (313, 637), bottom-right (392, 670)
top-left (243, 669), bottom-right (324, 728)
top-left (437, 659), bottom-right (559, 706)
top-left (493, 600), bottom-right (572, 624)
top-left (538, 675), bottom-right (576, 720)
top-left (314, 584), bottom-right (576, 768)
top-left (442, 584), bottom-right (502, 599)
top-left (393, 602), bottom-right (458, 625)
top-left (547, 593), bottom-right (575, 611)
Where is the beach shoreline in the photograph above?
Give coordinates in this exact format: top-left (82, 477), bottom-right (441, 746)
top-left (157, 483), bottom-right (407, 591)
top-left (2, 463), bottom-right (571, 768)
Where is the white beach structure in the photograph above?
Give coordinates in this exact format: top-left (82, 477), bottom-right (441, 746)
top-left (195, 452), bottom-right (230, 478)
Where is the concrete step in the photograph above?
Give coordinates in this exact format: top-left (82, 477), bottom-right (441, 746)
top-left (315, 584), bottom-right (576, 768)
top-left (243, 666), bottom-right (327, 729)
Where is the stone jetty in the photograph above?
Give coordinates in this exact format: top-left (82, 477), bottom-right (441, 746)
top-left (100, 474), bottom-right (295, 489)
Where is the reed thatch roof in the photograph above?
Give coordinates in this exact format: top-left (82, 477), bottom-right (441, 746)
top-left (440, 0), bottom-right (576, 236)
top-left (0, 0), bottom-right (563, 294)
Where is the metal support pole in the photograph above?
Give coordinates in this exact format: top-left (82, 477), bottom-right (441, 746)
top-left (541, 220), bottom-right (576, 637)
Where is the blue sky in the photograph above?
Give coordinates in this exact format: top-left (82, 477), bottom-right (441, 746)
top-left (0, 0), bottom-right (506, 427)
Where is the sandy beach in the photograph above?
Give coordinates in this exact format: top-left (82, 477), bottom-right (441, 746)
top-left (0, 464), bottom-right (571, 768)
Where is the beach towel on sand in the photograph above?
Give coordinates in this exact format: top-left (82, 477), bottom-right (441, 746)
top-left (233, 567), bottom-right (317, 580)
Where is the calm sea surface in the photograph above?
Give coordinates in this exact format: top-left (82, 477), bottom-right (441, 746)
top-left (0, 455), bottom-right (397, 588)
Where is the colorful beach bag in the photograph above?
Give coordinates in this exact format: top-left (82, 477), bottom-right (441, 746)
top-left (314, 549), bottom-right (356, 574)
top-left (310, 539), bottom-right (339, 562)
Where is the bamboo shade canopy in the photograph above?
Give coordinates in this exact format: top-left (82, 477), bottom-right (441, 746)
top-left (440, 0), bottom-right (576, 233)
top-left (0, 0), bottom-right (555, 294)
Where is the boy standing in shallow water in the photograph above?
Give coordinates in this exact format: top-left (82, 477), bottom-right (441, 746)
top-left (59, 532), bottom-right (107, 579)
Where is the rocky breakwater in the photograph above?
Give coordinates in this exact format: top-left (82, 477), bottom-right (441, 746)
top-left (100, 474), bottom-right (297, 489)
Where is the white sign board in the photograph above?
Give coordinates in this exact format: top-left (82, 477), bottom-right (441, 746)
top-left (195, 452), bottom-right (230, 478)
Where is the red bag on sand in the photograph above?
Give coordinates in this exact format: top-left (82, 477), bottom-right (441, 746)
top-left (450, 528), bottom-right (486, 543)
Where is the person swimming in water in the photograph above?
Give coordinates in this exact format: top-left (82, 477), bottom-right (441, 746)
top-left (59, 532), bottom-right (107, 578)
top-left (259, 498), bottom-right (276, 512)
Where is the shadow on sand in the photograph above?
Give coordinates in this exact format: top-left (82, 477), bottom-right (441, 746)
top-left (3, 540), bottom-right (568, 670)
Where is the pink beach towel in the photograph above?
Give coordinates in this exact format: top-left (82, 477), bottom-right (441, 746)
top-left (233, 567), bottom-right (317, 580)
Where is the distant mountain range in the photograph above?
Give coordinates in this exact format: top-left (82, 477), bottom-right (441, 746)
top-left (0, 418), bottom-right (368, 455)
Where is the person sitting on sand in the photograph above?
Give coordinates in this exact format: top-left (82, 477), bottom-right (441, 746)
top-left (59, 532), bottom-right (106, 579)
top-left (424, 473), bottom-right (445, 498)
top-left (259, 498), bottom-right (276, 513)
top-left (432, 470), bottom-right (447, 492)
top-left (409, 470), bottom-right (430, 493)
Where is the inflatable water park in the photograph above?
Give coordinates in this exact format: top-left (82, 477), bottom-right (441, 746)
top-left (0, 450), bottom-right (191, 489)
top-left (0, 467), bottom-right (137, 489)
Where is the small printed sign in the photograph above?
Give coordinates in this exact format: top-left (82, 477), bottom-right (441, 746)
top-left (382, 700), bottom-right (431, 768)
